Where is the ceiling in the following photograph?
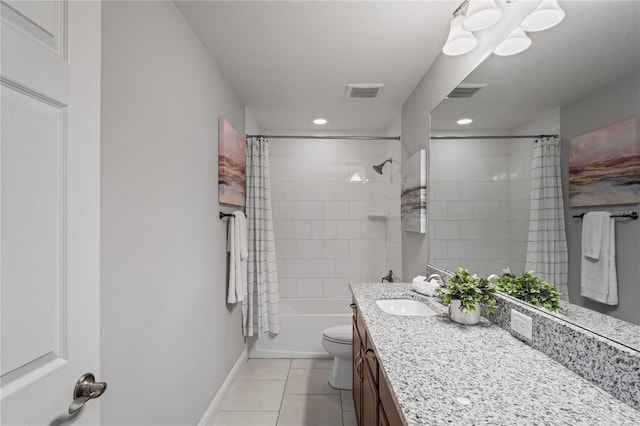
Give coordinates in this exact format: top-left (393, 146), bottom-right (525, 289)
top-left (431, 1), bottom-right (640, 132)
top-left (176, 1), bottom-right (455, 132)
top-left (177, 1), bottom-right (639, 134)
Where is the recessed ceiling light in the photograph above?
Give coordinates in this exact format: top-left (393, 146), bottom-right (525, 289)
top-left (313, 118), bottom-right (328, 125)
top-left (457, 118), bottom-right (473, 125)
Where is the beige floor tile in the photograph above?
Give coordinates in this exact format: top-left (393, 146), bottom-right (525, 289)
top-left (239, 359), bottom-right (292, 380)
top-left (212, 411), bottom-right (279, 426)
top-left (221, 380), bottom-right (286, 411)
top-left (284, 368), bottom-right (340, 395)
top-left (340, 390), bottom-right (355, 412)
top-left (291, 358), bottom-right (334, 369)
top-left (342, 411), bottom-right (357, 426)
top-left (277, 394), bottom-right (343, 426)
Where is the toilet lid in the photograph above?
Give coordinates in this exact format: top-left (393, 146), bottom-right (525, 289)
top-left (323, 325), bottom-right (352, 344)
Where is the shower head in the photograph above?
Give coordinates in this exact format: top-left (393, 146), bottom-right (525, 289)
top-left (373, 158), bottom-right (392, 175)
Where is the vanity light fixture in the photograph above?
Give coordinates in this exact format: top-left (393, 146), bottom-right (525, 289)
top-left (442, 0), bottom-right (565, 57)
top-left (520, 0), bottom-right (565, 32)
top-left (493, 27), bottom-right (532, 56)
top-left (457, 118), bottom-right (473, 125)
top-left (463, 0), bottom-right (503, 32)
top-left (313, 118), bottom-right (328, 125)
top-left (442, 11), bottom-right (479, 56)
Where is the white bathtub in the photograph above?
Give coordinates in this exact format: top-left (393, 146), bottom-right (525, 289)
top-left (248, 298), bottom-right (352, 358)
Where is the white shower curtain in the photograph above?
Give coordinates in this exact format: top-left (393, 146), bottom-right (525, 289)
top-left (525, 137), bottom-right (569, 299)
top-left (242, 137), bottom-right (280, 336)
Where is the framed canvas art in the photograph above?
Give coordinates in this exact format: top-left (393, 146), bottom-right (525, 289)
top-left (218, 118), bottom-right (246, 206)
top-left (569, 117), bottom-right (640, 207)
top-left (401, 149), bottom-right (427, 233)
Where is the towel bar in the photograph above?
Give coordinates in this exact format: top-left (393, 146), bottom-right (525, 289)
top-left (573, 211), bottom-right (638, 220)
top-left (219, 211), bottom-right (246, 219)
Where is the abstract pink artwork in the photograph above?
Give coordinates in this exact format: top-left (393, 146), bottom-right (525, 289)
top-left (218, 118), bottom-right (246, 206)
top-left (569, 117), bottom-right (640, 206)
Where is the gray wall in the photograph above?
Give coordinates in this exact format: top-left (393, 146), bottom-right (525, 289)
top-left (561, 71), bottom-right (640, 325)
top-left (101, 2), bottom-right (246, 424)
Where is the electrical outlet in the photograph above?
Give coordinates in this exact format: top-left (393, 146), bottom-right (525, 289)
top-left (510, 309), bottom-right (533, 340)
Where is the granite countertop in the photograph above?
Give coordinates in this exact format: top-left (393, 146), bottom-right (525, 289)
top-left (350, 282), bottom-right (640, 426)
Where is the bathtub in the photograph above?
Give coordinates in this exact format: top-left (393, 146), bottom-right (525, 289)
top-left (248, 298), bottom-right (352, 358)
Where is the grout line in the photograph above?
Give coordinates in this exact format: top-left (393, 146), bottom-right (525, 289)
top-left (274, 358), bottom-right (292, 426)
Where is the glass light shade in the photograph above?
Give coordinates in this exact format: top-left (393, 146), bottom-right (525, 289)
top-left (520, 0), bottom-right (565, 32)
top-left (442, 15), bottom-right (479, 56)
top-left (463, 0), bottom-right (503, 32)
top-left (493, 27), bottom-right (532, 56)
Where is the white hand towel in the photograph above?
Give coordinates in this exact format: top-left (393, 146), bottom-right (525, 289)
top-left (581, 213), bottom-right (618, 305)
top-left (412, 276), bottom-right (439, 296)
top-left (227, 212), bottom-right (248, 304)
top-left (582, 212), bottom-right (606, 260)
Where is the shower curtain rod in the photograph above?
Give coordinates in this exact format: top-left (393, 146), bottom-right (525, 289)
top-left (430, 134), bottom-right (559, 140)
top-left (246, 134), bottom-right (401, 141)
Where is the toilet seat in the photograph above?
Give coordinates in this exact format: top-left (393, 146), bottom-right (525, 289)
top-left (322, 325), bottom-right (352, 344)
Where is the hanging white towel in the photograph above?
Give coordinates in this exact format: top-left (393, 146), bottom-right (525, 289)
top-left (580, 212), bottom-right (618, 305)
top-left (227, 211), bottom-right (248, 303)
top-left (582, 211), bottom-right (605, 260)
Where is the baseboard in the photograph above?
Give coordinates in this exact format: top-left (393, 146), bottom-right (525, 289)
top-left (198, 346), bottom-right (248, 426)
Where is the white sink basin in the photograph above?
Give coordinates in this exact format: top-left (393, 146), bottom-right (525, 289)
top-left (375, 299), bottom-right (437, 316)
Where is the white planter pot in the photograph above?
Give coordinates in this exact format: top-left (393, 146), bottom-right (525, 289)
top-left (449, 299), bottom-right (481, 325)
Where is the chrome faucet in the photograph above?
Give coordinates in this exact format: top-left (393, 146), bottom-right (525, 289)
top-left (381, 270), bottom-right (395, 283)
top-left (427, 273), bottom-right (443, 283)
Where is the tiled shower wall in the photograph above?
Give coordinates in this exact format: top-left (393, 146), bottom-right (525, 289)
top-left (429, 138), bottom-right (531, 276)
top-left (269, 138), bottom-right (401, 301)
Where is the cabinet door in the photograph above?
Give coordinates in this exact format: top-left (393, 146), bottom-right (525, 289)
top-left (362, 361), bottom-right (378, 426)
top-left (353, 320), bottom-right (362, 424)
top-left (379, 405), bottom-right (389, 426)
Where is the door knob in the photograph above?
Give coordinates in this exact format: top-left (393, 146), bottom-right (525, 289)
top-left (68, 373), bottom-right (107, 414)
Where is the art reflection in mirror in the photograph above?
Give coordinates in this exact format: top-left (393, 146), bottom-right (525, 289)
top-left (428, 1), bottom-right (640, 346)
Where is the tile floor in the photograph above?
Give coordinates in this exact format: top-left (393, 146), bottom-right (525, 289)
top-left (213, 358), bottom-right (356, 426)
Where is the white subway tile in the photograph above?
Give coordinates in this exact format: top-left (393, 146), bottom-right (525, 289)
top-left (293, 221), bottom-right (310, 239)
top-left (310, 221), bottom-right (336, 239)
top-left (309, 259), bottom-right (336, 278)
top-left (428, 201), bottom-right (448, 220)
top-left (434, 182), bottom-right (461, 201)
top-left (336, 221), bottom-right (362, 240)
top-left (323, 240), bottom-right (349, 258)
top-left (445, 201), bottom-right (476, 220)
top-left (348, 165), bottom-right (367, 182)
top-left (278, 279), bottom-right (298, 297)
top-left (285, 259), bottom-right (310, 278)
top-left (349, 240), bottom-right (375, 258)
top-left (337, 182), bottom-right (362, 200)
top-left (349, 201), bottom-right (366, 220)
top-left (323, 279), bottom-right (350, 298)
top-left (278, 240), bottom-right (298, 259)
top-left (309, 182), bottom-right (337, 201)
top-left (324, 201), bottom-right (349, 220)
top-left (324, 163), bottom-right (349, 181)
top-left (435, 221), bottom-right (461, 240)
top-left (373, 240), bottom-right (386, 258)
top-left (272, 200), bottom-right (297, 220)
top-left (429, 240), bottom-right (448, 259)
top-left (447, 240), bottom-right (474, 259)
top-left (287, 182), bottom-right (311, 201)
top-left (335, 259), bottom-right (362, 278)
top-left (485, 182), bottom-right (509, 201)
top-left (298, 201), bottom-right (324, 220)
top-left (298, 240), bottom-right (324, 258)
top-left (298, 279), bottom-right (324, 297)
top-left (460, 221), bottom-right (487, 240)
top-left (362, 258), bottom-right (385, 278)
top-left (362, 221), bottom-right (386, 240)
top-left (297, 162), bottom-right (324, 181)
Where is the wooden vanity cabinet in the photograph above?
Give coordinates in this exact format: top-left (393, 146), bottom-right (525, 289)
top-left (351, 303), bottom-right (403, 426)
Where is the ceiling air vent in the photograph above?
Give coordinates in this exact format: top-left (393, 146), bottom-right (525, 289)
top-left (446, 83), bottom-right (487, 99)
top-left (346, 84), bottom-right (384, 99)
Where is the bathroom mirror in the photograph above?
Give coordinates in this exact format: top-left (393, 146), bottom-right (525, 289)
top-left (429, 1), bottom-right (640, 349)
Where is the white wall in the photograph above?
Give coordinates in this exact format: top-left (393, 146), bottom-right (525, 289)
top-left (385, 115), bottom-right (403, 280)
top-left (270, 138), bottom-right (398, 298)
top-left (101, 2), bottom-right (245, 424)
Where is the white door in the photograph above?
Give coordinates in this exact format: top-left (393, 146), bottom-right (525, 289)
top-left (1, 1), bottom-right (102, 424)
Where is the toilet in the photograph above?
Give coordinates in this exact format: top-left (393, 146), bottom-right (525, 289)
top-left (321, 325), bottom-right (353, 390)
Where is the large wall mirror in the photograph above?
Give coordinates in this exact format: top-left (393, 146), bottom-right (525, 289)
top-left (429, 1), bottom-right (640, 349)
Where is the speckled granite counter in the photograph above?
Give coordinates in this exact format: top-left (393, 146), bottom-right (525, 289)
top-left (350, 282), bottom-right (640, 425)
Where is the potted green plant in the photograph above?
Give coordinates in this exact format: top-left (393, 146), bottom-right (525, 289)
top-left (436, 268), bottom-right (497, 325)
top-left (496, 269), bottom-right (562, 314)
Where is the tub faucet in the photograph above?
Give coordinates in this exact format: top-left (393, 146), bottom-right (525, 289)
top-left (381, 270), bottom-right (395, 283)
